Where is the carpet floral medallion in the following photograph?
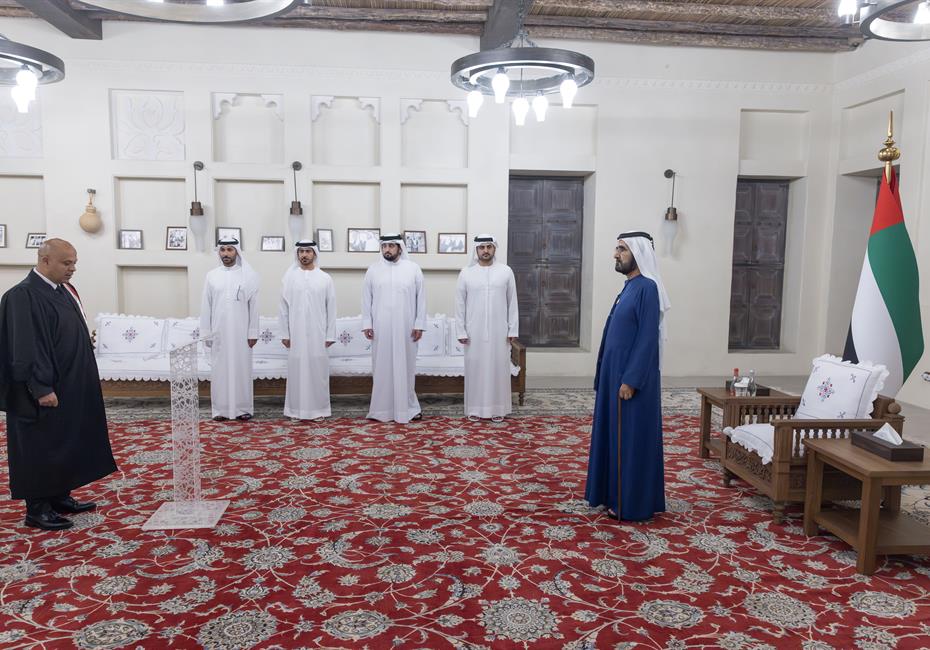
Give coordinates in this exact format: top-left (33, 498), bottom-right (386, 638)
top-left (1, 410), bottom-right (929, 648)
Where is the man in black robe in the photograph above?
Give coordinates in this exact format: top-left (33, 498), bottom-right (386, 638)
top-left (0, 238), bottom-right (117, 530)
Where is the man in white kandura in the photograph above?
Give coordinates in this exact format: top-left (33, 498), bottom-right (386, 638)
top-left (362, 233), bottom-right (426, 424)
top-left (455, 234), bottom-right (519, 421)
top-left (200, 238), bottom-right (260, 421)
top-left (280, 239), bottom-right (336, 421)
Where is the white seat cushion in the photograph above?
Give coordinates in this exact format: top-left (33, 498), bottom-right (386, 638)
top-left (96, 355), bottom-right (212, 382)
top-left (95, 314), bottom-right (165, 357)
top-left (165, 317), bottom-right (204, 356)
top-left (445, 317), bottom-right (465, 357)
top-left (328, 317), bottom-right (371, 357)
top-left (724, 423), bottom-right (775, 465)
top-left (796, 354), bottom-right (889, 420)
top-left (253, 316), bottom-right (288, 359)
top-left (418, 316), bottom-right (446, 357)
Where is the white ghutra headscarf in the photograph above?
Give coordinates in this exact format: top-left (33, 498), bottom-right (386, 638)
top-left (215, 237), bottom-right (260, 296)
top-left (379, 233), bottom-right (409, 261)
top-left (287, 239), bottom-right (322, 273)
top-left (469, 234), bottom-right (498, 267)
top-left (618, 231), bottom-right (671, 367)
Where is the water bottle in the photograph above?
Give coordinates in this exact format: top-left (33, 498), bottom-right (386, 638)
top-left (747, 369), bottom-right (757, 396)
top-left (730, 367), bottom-right (739, 395)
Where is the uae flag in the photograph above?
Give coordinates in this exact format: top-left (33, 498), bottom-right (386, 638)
top-left (843, 167), bottom-right (924, 396)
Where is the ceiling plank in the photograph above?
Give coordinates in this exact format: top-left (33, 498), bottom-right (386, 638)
top-left (16, 0), bottom-right (102, 39)
top-left (481, 0), bottom-right (531, 50)
top-left (531, 0), bottom-right (838, 27)
top-left (262, 17), bottom-right (484, 36)
top-left (524, 14), bottom-right (859, 40)
top-left (287, 6), bottom-right (487, 23)
top-left (529, 25), bottom-right (857, 52)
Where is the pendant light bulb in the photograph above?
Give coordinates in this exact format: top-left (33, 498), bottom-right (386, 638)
top-left (532, 94), bottom-right (548, 122)
top-left (512, 97), bottom-right (529, 126)
top-left (11, 85), bottom-right (31, 113)
top-left (491, 69), bottom-right (510, 104)
top-left (915, 1), bottom-right (930, 24)
top-left (466, 90), bottom-right (484, 118)
top-left (559, 77), bottom-right (578, 109)
top-left (837, 0), bottom-right (857, 18)
top-left (16, 66), bottom-right (37, 91)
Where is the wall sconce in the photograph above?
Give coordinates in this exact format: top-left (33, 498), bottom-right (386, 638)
top-left (78, 188), bottom-right (102, 233)
top-left (189, 161), bottom-right (207, 251)
top-left (288, 161), bottom-right (304, 242)
top-left (662, 169), bottom-right (678, 256)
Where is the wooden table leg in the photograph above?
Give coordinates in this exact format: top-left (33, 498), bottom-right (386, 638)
top-left (857, 478), bottom-right (884, 575)
top-left (699, 396), bottom-right (711, 459)
top-left (882, 485), bottom-right (902, 512)
top-left (804, 449), bottom-right (824, 536)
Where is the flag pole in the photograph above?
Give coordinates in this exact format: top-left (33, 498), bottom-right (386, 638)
top-left (879, 110), bottom-right (900, 183)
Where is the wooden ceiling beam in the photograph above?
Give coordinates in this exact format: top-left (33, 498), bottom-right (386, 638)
top-left (261, 17), bottom-right (484, 35)
top-left (15, 0), bottom-right (102, 39)
top-left (287, 6), bottom-right (487, 24)
top-left (524, 14), bottom-right (860, 40)
top-left (529, 25), bottom-right (857, 52)
top-left (531, 0), bottom-right (839, 27)
top-left (481, 0), bottom-right (532, 50)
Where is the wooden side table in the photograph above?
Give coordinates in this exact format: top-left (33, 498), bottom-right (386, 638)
top-left (803, 437), bottom-right (930, 575)
top-left (696, 387), bottom-right (792, 459)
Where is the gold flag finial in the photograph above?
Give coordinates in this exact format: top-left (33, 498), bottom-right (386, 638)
top-left (878, 110), bottom-right (900, 182)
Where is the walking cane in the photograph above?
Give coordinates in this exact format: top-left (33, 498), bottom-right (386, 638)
top-left (616, 392), bottom-right (622, 522)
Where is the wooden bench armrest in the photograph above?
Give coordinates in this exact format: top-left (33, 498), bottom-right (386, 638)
top-left (772, 418), bottom-right (887, 433)
top-left (510, 339), bottom-right (526, 368)
top-left (772, 418), bottom-right (888, 459)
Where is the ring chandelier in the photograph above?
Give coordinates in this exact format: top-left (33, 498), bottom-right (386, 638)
top-left (76, 0), bottom-right (302, 24)
top-left (0, 36), bottom-right (65, 113)
top-left (838, 0), bottom-right (930, 40)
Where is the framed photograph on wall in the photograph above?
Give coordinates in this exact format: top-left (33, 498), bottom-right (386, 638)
top-left (261, 235), bottom-right (285, 252)
top-left (438, 232), bottom-right (466, 254)
top-left (119, 229), bottom-right (144, 250)
top-left (316, 228), bottom-right (334, 252)
top-left (25, 233), bottom-right (46, 249)
top-left (0, 224), bottom-right (6, 248)
top-left (216, 227), bottom-right (242, 245)
top-left (165, 226), bottom-right (188, 251)
top-left (347, 228), bottom-right (380, 252)
top-left (404, 230), bottom-right (427, 254)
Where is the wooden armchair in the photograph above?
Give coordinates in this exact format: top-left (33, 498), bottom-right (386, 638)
top-left (719, 394), bottom-right (904, 524)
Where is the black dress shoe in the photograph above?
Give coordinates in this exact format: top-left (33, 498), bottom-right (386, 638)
top-left (213, 416), bottom-right (228, 421)
top-left (49, 496), bottom-right (96, 514)
top-left (236, 413), bottom-right (253, 421)
top-left (25, 510), bottom-right (73, 531)
top-left (410, 413), bottom-right (423, 421)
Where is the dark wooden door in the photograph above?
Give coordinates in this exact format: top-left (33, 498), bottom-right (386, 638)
top-left (508, 177), bottom-right (584, 347)
top-left (728, 180), bottom-right (788, 350)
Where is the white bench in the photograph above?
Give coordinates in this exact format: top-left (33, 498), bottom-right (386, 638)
top-left (93, 313), bottom-right (527, 404)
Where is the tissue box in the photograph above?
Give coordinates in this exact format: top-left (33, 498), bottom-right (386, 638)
top-left (851, 430), bottom-right (924, 462)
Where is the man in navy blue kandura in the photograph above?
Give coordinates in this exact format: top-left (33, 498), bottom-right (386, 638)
top-left (585, 231), bottom-right (671, 521)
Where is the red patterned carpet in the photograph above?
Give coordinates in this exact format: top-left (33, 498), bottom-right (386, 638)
top-left (1, 414), bottom-right (930, 649)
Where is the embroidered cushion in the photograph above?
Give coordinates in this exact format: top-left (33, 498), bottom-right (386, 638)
top-left (252, 316), bottom-right (288, 359)
top-left (796, 354), bottom-right (889, 420)
top-left (418, 316), bottom-right (446, 357)
top-left (445, 316), bottom-right (465, 357)
top-left (328, 316), bottom-right (371, 357)
top-left (95, 314), bottom-right (165, 356)
top-left (165, 318), bottom-right (204, 356)
top-left (724, 423), bottom-right (776, 465)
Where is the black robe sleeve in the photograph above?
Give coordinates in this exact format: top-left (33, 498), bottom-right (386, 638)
top-left (1, 286), bottom-right (55, 405)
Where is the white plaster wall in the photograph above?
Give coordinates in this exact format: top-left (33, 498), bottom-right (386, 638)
top-left (0, 17), bottom-right (882, 387)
